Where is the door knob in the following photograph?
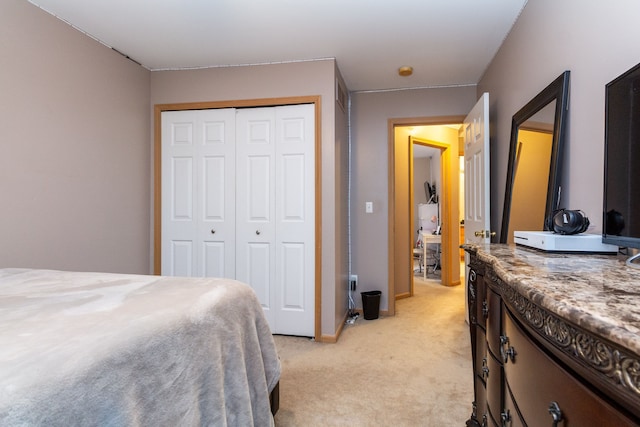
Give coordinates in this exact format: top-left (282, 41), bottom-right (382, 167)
top-left (474, 230), bottom-right (496, 238)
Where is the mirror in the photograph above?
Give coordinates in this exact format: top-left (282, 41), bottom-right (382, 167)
top-left (500, 71), bottom-right (570, 243)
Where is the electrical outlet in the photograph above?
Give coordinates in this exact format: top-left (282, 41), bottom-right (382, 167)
top-left (349, 274), bottom-right (358, 291)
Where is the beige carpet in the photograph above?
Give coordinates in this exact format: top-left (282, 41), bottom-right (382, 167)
top-left (273, 273), bottom-right (473, 426)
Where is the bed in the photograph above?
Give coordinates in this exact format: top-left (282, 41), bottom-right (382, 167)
top-left (0, 268), bottom-right (280, 426)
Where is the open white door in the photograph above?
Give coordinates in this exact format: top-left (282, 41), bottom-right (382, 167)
top-left (463, 93), bottom-right (491, 322)
top-left (464, 92), bottom-right (492, 245)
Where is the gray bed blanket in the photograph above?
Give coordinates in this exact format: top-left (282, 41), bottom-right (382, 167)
top-left (0, 268), bottom-right (280, 426)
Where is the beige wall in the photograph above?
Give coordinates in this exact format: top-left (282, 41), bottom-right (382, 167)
top-left (334, 65), bottom-right (350, 334)
top-left (0, 0), bottom-right (151, 273)
top-left (150, 60), bottom-right (349, 338)
top-left (479, 0), bottom-right (640, 238)
top-left (350, 87), bottom-right (477, 311)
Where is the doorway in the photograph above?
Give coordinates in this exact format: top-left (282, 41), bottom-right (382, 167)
top-left (411, 140), bottom-right (444, 287)
top-left (387, 116), bottom-right (464, 315)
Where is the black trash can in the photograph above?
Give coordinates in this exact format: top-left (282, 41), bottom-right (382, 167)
top-left (361, 290), bottom-right (382, 320)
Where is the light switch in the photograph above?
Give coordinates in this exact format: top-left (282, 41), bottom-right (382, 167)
top-left (365, 202), bottom-right (373, 213)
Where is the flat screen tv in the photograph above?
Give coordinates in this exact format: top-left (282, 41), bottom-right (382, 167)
top-left (603, 61), bottom-right (640, 266)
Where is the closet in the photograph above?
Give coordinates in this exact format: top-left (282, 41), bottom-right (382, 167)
top-left (160, 104), bottom-right (315, 336)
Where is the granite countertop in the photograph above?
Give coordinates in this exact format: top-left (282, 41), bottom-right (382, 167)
top-left (464, 243), bottom-right (640, 357)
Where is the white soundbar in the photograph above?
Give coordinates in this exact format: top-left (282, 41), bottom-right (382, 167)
top-left (513, 231), bottom-right (618, 253)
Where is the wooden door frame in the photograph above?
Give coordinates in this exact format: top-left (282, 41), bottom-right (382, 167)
top-left (153, 96), bottom-right (322, 340)
top-left (388, 116), bottom-right (464, 316)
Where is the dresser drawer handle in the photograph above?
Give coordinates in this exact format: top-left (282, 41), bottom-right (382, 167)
top-left (500, 335), bottom-right (517, 363)
top-left (481, 357), bottom-right (489, 379)
top-left (482, 301), bottom-right (489, 318)
top-left (501, 409), bottom-right (511, 427)
top-left (549, 401), bottom-right (563, 427)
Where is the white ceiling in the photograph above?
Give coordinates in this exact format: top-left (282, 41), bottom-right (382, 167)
top-left (28, 0), bottom-right (527, 92)
top-left (414, 144), bottom-right (441, 159)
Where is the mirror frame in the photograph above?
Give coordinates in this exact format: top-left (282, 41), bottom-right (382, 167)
top-left (500, 71), bottom-right (570, 243)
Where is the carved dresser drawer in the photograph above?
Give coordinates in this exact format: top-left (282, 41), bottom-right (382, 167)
top-left (503, 304), bottom-right (637, 426)
top-left (486, 286), bottom-right (502, 358)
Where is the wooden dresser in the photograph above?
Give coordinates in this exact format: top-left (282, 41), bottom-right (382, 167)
top-left (464, 244), bottom-right (640, 427)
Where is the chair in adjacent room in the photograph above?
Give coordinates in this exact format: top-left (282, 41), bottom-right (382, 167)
top-left (413, 247), bottom-right (424, 274)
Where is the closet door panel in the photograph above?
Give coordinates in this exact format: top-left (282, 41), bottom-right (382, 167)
top-left (236, 108), bottom-right (276, 324)
top-left (199, 109), bottom-right (236, 278)
top-left (170, 240), bottom-right (193, 277)
top-left (282, 154), bottom-right (305, 218)
top-left (162, 109), bottom-right (236, 278)
top-left (274, 104), bottom-right (315, 336)
top-left (281, 242), bottom-right (305, 308)
top-left (162, 112), bottom-right (197, 276)
top-left (202, 242), bottom-right (225, 278)
top-left (247, 156), bottom-right (271, 221)
top-left (171, 157), bottom-right (194, 221)
top-left (202, 157), bottom-right (225, 220)
top-left (200, 156), bottom-right (227, 278)
top-left (247, 242), bottom-right (272, 310)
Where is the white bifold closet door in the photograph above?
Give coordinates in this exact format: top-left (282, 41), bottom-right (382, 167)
top-left (161, 104), bottom-right (315, 337)
top-left (161, 108), bottom-right (236, 279)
